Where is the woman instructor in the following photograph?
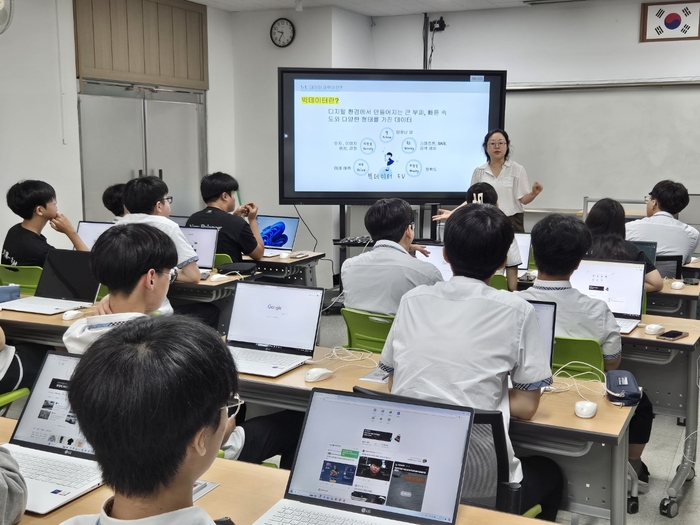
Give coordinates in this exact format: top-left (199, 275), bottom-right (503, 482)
top-left (470, 129), bottom-right (543, 233)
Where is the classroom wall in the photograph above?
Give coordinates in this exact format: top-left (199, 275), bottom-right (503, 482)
top-left (0, 0), bottom-right (82, 249)
top-left (331, 8), bottom-right (376, 69)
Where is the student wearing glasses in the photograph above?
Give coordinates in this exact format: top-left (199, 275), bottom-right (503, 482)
top-left (470, 129), bottom-right (543, 233)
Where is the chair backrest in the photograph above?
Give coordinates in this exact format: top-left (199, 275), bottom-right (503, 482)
top-left (528, 247), bottom-right (537, 270)
top-left (656, 255), bottom-right (683, 279)
top-left (0, 265), bottom-right (43, 296)
top-left (552, 336), bottom-right (605, 382)
top-left (96, 283), bottom-right (109, 302)
top-left (214, 253), bottom-right (233, 268)
top-left (490, 274), bottom-right (508, 291)
top-left (341, 308), bottom-right (394, 353)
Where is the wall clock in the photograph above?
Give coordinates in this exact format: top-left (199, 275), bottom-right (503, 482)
top-left (271, 18), bottom-right (295, 48)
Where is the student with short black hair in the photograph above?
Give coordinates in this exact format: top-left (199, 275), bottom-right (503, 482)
top-left (380, 204), bottom-right (562, 521)
top-left (626, 180), bottom-right (699, 264)
top-left (2, 180), bottom-right (87, 267)
top-left (341, 198), bottom-right (442, 315)
top-left (62, 316), bottom-right (237, 524)
top-left (519, 214), bottom-right (654, 485)
top-left (101, 183), bottom-right (126, 220)
top-left (187, 172), bottom-right (264, 262)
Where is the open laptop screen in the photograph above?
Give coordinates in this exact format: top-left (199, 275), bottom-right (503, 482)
top-left (631, 241), bottom-right (657, 265)
top-left (226, 282), bottom-right (323, 351)
top-left (570, 259), bottom-right (646, 319)
top-left (169, 215), bottom-right (189, 227)
top-left (36, 250), bottom-right (100, 302)
top-left (179, 227), bottom-right (218, 270)
top-left (11, 352), bottom-right (95, 460)
top-left (514, 233), bottom-right (531, 271)
top-left (286, 390), bottom-right (473, 524)
top-left (415, 244), bottom-right (453, 281)
top-left (77, 221), bottom-right (114, 251)
top-left (256, 215), bottom-right (300, 250)
top-left (527, 300), bottom-right (556, 364)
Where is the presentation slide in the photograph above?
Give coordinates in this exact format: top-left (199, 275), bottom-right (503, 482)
top-left (293, 78), bottom-right (490, 193)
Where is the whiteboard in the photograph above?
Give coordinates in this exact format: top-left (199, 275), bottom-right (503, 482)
top-left (504, 85), bottom-right (700, 210)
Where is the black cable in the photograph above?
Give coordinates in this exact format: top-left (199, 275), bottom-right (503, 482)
top-left (294, 204), bottom-right (318, 252)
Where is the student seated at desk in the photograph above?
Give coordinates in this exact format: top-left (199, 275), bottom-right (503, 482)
top-left (626, 180), bottom-right (699, 265)
top-left (186, 172), bottom-right (264, 262)
top-left (63, 224), bottom-right (302, 470)
top-left (379, 204), bottom-right (562, 521)
top-left (519, 214), bottom-right (655, 485)
top-left (101, 183), bottom-right (126, 221)
top-left (1, 180), bottom-right (87, 267)
top-left (341, 198), bottom-right (442, 316)
top-left (61, 316), bottom-right (237, 525)
top-left (585, 198), bottom-right (663, 292)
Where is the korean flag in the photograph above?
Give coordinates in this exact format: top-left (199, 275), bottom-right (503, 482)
top-left (645, 3), bottom-right (700, 39)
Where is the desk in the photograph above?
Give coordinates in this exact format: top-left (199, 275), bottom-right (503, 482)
top-left (682, 258), bottom-right (700, 279)
top-left (246, 252), bottom-right (325, 287)
top-left (647, 280), bottom-right (700, 319)
top-left (620, 314), bottom-right (700, 516)
top-left (0, 308), bottom-right (95, 346)
top-left (0, 421), bottom-right (538, 525)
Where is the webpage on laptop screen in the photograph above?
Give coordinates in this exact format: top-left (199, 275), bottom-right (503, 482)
top-left (228, 284), bottom-right (322, 350)
top-left (570, 260), bottom-right (645, 317)
top-left (415, 245), bottom-right (453, 281)
top-left (287, 393), bottom-right (471, 523)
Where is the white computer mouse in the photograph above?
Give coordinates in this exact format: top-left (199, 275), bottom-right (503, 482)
top-left (530, 269), bottom-right (538, 277)
top-left (574, 400), bottom-right (598, 419)
top-left (644, 324), bottom-right (665, 335)
top-left (210, 273), bottom-right (229, 282)
top-left (279, 252), bottom-right (291, 259)
top-left (305, 367), bottom-right (333, 383)
top-left (62, 310), bottom-right (84, 321)
top-left (671, 281), bottom-right (685, 290)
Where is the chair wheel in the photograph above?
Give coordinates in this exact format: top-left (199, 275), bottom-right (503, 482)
top-left (627, 496), bottom-right (639, 514)
top-left (660, 498), bottom-right (679, 518)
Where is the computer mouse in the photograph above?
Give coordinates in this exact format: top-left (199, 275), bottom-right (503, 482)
top-left (574, 400), bottom-right (598, 419)
top-left (530, 269), bottom-right (538, 277)
top-left (210, 273), bottom-right (229, 282)
top-left (62, 310), bottom-right (84, 321)
top-left (279, 252), bottom-right (291, 259)
top-left (671, 281), bottom-right (685, 290)
top-left (305, 368), bottom-right (333, 383)
top-left (644, 324), bottom-right (665, 335)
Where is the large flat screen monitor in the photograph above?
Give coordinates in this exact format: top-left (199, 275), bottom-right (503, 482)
top-left (279, 68), bottom-right (507, 205)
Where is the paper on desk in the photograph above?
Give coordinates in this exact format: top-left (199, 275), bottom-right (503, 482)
top-left (360, 368), bottom-right (390, 383)
top-left (193, 479), bottom-right (219, 501)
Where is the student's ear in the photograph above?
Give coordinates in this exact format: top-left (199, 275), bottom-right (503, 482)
top-left (35, 205), bottom-right (45, 217)
top-left (190, 427), bottom-right (209, 458)
top-left (145, 269), bottom-right (157, 291)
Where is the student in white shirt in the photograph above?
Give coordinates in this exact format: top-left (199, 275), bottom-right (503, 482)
top-left (61, 316), bottom-right (239, 525)
top-left (626, 180), bottom-right (699, 266)
top-left (379, 204), bottom-right (562, 521)
top-left (341, 198), bottom-right (442, 315)
top-left (519, 214), bottom-right (654, 485)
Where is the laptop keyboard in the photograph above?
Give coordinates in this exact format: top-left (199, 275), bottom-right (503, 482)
top-left (616, 318), bottom-right (640, 334)
top-left (13, 450), bottom-right (101, 488)
top-left (229, 347), bottom-right (305, 366)
top-left (263, 505), bottom-right (372, 525)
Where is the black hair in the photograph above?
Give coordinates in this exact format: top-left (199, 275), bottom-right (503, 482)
top-left (123, 176), bottom-right (169, 214)
top-left (650, 180), bottom-right (690, 215)
top-left (364, 198), bottom-right (414, 243)
top-left (465, 182), bottom-right (498, 205)
top-left (444, 204), bottom-right (513, 280)
top-left (584, 199), bottom-right (630, 261)
top-left (6, 180), bottom-right (57, 220)
top-left (102, 183), bottom-right (126, 217)
top-left (200, 172), bottom-right (239, 204)
top-left (369, 458), bottom-right (382, 467)
top-left (91, 224), bottom-right (178, 296)
top-left (530, 214), bottom-right (592, 276)
top-left (482, 129), bottom-right (511, 162)
top-left (68, 316), bottom-right (238, 498)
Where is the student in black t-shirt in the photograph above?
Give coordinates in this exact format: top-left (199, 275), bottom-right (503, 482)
top-left (2, 180), bottom-right (88, 268)
top-left (186, 172), bottom-right (264, 262)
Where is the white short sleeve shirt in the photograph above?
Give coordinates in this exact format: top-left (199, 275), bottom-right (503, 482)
top-left (470, 161), bottom-right (530, 217)
top-left (625, 212), bottom-right (700, 264)
top-left (60, 498), bottom-right (216, 525)
top-left (379, 277), bottom-right (552, 482)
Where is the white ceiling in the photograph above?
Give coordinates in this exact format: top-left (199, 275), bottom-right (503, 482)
top-left (194, 0), bottom-right (529, 16)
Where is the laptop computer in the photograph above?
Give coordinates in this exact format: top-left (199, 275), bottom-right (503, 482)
top-left (3, 352), bottom-right (102, 514)
top-left (169, 215), bottom-right (190, 227)
top-left (179, 226), bottom-right (219, 280)
top-left (415, 244), bottom-right (453, 281)
top-left (76, 221), bottom-right (115, 250)
top-left (0, 250), bottom-right (100, 315)
top-left (570, 259), bottom-right (646, 334)
top-left (527, 300), bottom-right (557, 366)
top-left (631, 241), bottom-right (658, 266)
top-left (253, 389), bottom-right (473, 525)
top-left (226, 282), bottom-right (324, 377)
top-left (515, 233), bottom-right (532, 277)
top-left (256, 215), bottom-right (301, 257)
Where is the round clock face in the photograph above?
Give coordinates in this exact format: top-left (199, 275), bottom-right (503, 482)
top-left (270, 18), bottom-right (295, 48)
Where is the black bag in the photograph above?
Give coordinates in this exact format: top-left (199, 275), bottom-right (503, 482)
top-left (217, 262), bottom-right (257, 276)
top-left (606, 370), bottom-right (641, 406)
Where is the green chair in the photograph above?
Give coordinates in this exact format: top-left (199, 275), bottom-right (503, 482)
top-left (490, 274), bottom-right (508, 291)
top-left (215, 253), bottom-right (233, 268)
top-left (642, 289), bottom-right (647, 315)
top-left (528, 247), bottom-right (537, 270)
top-left (552, 337), bottom-right (605, 382)
top-left (0, 265), bottom-right (43, 296)
top-left (341, 308), bottom-right (395, 354)
top-left (0, 388), bottom-right (30, 416)
top-left (96, 284), bottom-right (109, 302)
